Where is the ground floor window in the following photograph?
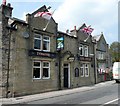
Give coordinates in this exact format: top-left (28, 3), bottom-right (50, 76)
top-left (85, 64), bottom-right (89, 77)
top-left (80, 63), bottom-right (89, 77)
top-left (43, 62), bottom-right (50, 79)
top-left (33, 61), bottom-right (50, 79)
top-left (80, 64), bottom-right (84, 77)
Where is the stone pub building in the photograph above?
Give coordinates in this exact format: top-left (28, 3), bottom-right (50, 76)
top-left (0, 3), bottom-right (59, 97)
top-left (0, 3), bottom-right (111, 98)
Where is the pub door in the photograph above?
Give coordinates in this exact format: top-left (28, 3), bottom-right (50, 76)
top-left (64, 64), bottom-right (69, 88)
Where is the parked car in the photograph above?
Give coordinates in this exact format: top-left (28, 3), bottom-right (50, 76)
top-left (112, 62), bottom-right (120, 83)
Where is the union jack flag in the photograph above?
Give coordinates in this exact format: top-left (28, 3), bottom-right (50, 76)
top-left (81, 25), bottom-right (94, 35)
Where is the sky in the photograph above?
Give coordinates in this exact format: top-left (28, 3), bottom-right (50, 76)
top-left (0, 0), bottom-right (119, 45)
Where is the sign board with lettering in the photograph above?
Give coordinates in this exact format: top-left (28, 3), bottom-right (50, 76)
top-left (29, 50), bottom-right (56, 58)
top-left (78, 56), bottom-right (92, 61)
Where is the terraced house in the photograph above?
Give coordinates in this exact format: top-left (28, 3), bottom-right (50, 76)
top-left (0, 3), bottom-right (111, 98)
top-left (93, 33), bottom-right (111, 82)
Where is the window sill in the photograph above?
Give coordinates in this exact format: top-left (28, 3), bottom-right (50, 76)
top-left (33, 78), bottom-right (41, 80)
top-left (42, 77), bottom-right (50, 80)
top-left (85, 76), bottom-right (89, 77)
top-left (43, 50), bottom-right (50, 52)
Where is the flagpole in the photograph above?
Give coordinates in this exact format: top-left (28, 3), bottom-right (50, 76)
top-left (43, 18), bottom-right (51, 31)
top-left (43, 9), bottom-right (56, 31)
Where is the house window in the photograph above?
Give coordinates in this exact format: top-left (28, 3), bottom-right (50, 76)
top-left (33, 61), bottom-right (50, 79)
top-left (34, 34), bottom-right (42, 50)
top-left (43, 36), bottom-right (50, 51)
top-left (34, 34), bottom-right (50, 51)
top-left (80, 64), bottom-right (84, 77)
top-left (33, 61), bottom-right (41, 79)
top-left (75, 68), bottom-right (79, 77)
top-left (85, 64), bottom-right (89, 77)
top-left (84, 46), bottom-right (88, 57)
top-left (98, 52), bottom-right (104, 59)
top-left (79, 44), bottom-right (84, 56)
top-left (42, 62), bottom-right (50, 79)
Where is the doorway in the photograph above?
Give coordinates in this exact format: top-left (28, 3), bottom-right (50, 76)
top-left (63, 64), bottom-right (70, 88)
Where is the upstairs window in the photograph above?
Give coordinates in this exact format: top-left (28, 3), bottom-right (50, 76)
top-left (79, 44), bottom-right (84, 56)
top-left (43, 36), bottom-right (50, 51)
top-left (34, 34), bottom-right (42, 50)
top-left (98, 52), bottom-right (104, 59)
top-left (84, 46), bottom-right (88, 57)
top-left (34, 33), bottom-right (50, 51)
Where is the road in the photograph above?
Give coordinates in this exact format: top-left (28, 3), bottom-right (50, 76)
top-left (25, 81), bottom-right (119, 105)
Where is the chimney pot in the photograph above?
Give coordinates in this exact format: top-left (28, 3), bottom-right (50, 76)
top-left (66, 29), bottom-right (69, 34)
top-left (74, 26), bottom-right (76, 31)
top-left (7, 3), bottom-right (11, 7)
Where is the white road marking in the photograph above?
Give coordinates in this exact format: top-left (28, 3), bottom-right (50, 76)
top-left (103, 98), bottom-right (119, 105)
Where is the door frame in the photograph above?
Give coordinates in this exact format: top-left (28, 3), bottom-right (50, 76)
top-left (63, 63), bottom-right (70, 88)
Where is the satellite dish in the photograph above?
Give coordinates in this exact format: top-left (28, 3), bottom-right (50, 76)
top-left (23, 31), bottom-right (29, 38)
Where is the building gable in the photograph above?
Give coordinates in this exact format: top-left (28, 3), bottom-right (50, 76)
top-left (96, 34), bottom-right (107, 52)
top-left (26, 5), bottom-right (57, 34)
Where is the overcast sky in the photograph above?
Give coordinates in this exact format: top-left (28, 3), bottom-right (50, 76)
top-left (1, 0), bottom-right (119, 45)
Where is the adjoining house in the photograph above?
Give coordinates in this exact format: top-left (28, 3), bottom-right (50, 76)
top-left (57, 24), bottom-right (95, 89)
top-left (93, 33), bottom-right (111, 82)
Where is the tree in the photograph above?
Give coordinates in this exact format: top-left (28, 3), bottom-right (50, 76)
top-left (109, 41), bottom-right (120, 62)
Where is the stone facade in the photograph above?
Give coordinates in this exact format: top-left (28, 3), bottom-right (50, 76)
top-left (0, 3), bottom-right (111, 98)
top-left (93, 33), bottom-right (111, 82)
top-left (0, 4), bottom-right (59, 97)
top-left (57, 25), bottom-right (95, 89)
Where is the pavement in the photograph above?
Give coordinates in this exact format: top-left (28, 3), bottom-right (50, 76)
top-left (0, 80), bottom-right (115, 105)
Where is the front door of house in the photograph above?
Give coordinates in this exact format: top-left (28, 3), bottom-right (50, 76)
top-left (64, 64), bottom-right (69, 88)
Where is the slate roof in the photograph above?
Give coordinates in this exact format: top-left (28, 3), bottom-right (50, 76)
top-left (92, 35), bottom-right (102, 41)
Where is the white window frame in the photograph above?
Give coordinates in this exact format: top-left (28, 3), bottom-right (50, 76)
top-left (85, 64), bottom-right (89, 77)
top-left (43, 36), bottom-right (50, 52)
top-left (101, 53), bottom-right (104, 59)
top-left (80, 64), bottom-right (84, 77)
top-left (79, 44), bottom-right (84, 56)
top-left (33, 61), bottom-right (50, 80)
top-left (98, 52), bottom-right (104, 59)
top-left (33, 61), bottom-right (41, 79)
top-left (42, 61), bottom-right (50, 79)
top-left (84, 46), bottom-right (88, 57)
top-left (34, 34), bottom-right (42, 51)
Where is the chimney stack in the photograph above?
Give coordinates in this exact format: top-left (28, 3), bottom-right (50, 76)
top-left (66, 29), bottom-right (69, 34)
top-left (74, 26), bottom-right (76, 31)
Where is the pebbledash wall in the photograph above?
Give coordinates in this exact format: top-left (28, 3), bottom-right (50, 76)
top-left (0, 3), bottom-right (111, 98)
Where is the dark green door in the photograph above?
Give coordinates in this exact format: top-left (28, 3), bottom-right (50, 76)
top-left (64, 64), bottom-right (69, 88)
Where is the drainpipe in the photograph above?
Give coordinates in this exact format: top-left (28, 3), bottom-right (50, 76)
top-left (58, 50), bottom-right (61, 90)
top-left (6, 28), bottom-right (11, 98)
top-left (93, 41), bottom-right (97, 84)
